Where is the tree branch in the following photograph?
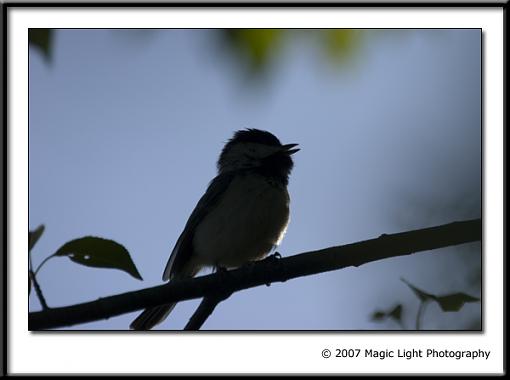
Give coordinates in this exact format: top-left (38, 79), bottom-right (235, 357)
top-left (184, 268), bottom-right (236, 330)
top-left (184, 296), bottom-right (224, 331)
top-left (28, 218), bottom-right (481, 330)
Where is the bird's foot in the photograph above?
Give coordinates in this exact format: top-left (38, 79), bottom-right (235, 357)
top-left (262, 251), bottom-right (285, 286)
top-left (264, 252), bottom-right (282, 263)
top-left (213, 265), bottom-right (228, 274)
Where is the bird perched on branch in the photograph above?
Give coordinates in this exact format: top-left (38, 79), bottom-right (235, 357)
top-left (130, 129), bottom-right (299, 330)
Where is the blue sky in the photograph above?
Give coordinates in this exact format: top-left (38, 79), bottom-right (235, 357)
top-left (29, 29), bottom-right (481, 330)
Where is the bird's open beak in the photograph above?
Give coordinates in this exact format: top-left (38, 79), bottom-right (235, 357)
top-left (282, 143), bottom-right (300, 155)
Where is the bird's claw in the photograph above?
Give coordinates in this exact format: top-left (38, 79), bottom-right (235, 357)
top-left (214, 265), bottom-right (229, 274)
top-left (264, 251), bottom-right (284, 286)
top-left (264, 251), bottom-right (282, 263)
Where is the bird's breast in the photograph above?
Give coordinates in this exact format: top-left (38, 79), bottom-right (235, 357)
top-left (192, 174), bottom-right (290, 268)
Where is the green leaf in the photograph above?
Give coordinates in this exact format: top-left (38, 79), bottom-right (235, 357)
top-left (435, 293), bottom-right (480, 312)
top-left (371, 304), bottom-right (403, 323)
top-left (29, 29), bottom-right (53, 61)
top-left (388, 304), bottom-right (402, 323)
top-left (401, 278), bottom-right (434, 302)
top-left (402, 278), bottom-right (480, 312)
top-left (371, 311), bottom-right (386, 321)
top-left (29, 224), bottom-right (45, 252)
top-left (53, 237), bottom-right (142, 280)
top-left (323, 29), bottom-right (361, 62)
top-left (222, 29), bottom-right (283, 76)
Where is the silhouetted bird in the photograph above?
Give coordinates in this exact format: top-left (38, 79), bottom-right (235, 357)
top-left (130, 129), bottom-right (299, 330)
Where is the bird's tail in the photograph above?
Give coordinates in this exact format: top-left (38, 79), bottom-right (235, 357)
top-left (130, 267), bottom-right (199, 330)
top-left (130, 303), bottom-right (176, 331)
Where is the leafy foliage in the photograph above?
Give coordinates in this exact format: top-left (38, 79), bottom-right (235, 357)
top-left (29, 224), bottom-right (45, 252)
top-left (434, 293), bottom-right (480, 312)
top-left (29, 29), bottom-right (53, 61)
top-left (29, 226), bottom-right (143, 307)
top-left (401, 278), bottom-right (479, 312)
top-left (221, 29), bottom-right (284, 76)
top-left (372, 279), bottom-right (480, 330)
top-left (29, 224), bottom-right (46, 295)
top-left (30, 29), bottom-right (365, 83)
top-left (53, 236), bottom-right (143, 280)
top-left (371, 304), bottom-right (403, 328)
top-left (322, 29), bottom-right (362, 63)
top-left (220, 29), bottom-right (363, 78)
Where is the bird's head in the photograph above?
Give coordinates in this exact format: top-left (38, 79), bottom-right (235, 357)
top-left (217, 129), bottom-right (299, 183)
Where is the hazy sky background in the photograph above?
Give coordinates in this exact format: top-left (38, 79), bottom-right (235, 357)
top-left (29, 29), bottom-right (481, 330)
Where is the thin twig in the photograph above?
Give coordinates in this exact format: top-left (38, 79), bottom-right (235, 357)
top-left (29, 270), bottom-right (49, 310)
top-left (35, 255), bottom-right (55, 276)
top-left (29, 247), bottom-right (49, 310)
top-left (183, 265), bottom-right (241, 331)
top-left (184, 296), bottom-right (224, 330)
top-left (415, 301), bottom-right (430, 330)
top-left (184, 267), bottom-right (237, 330)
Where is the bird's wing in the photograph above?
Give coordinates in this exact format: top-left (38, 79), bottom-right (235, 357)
top-left (162, 172), bottom-right (235, 281)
